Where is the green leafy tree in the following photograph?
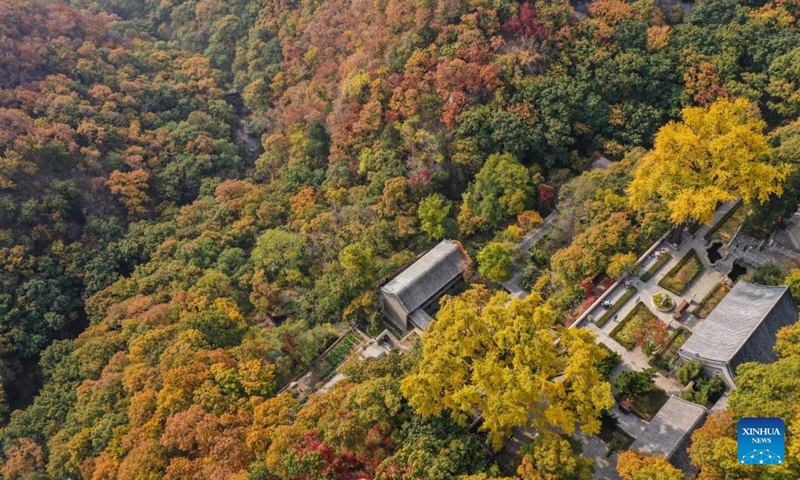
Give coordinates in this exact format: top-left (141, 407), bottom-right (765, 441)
top-left (613, 369), bottom-right (656, 397)
top-left (251, 228), bottom-right (307, 284)
top-left (418, 194), bottom-right (451, 241)
top-left (459, 153), bottom-right (533, 234)
top-left (183, 304), bottom-right (247, 349)
top-left (677, 360), bottom-right (704, 386)
top-left (477, 242), bottom-right (514, 283)
top-left (748, 262), bottom-right (782, 286)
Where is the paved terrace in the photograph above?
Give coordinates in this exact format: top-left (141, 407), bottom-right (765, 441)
top-left (569, 202), bottom-right (741, 478)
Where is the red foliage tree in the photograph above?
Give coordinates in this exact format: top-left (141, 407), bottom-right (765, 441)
top-left (538, 183), bottom-right (556, 212)
top-left (294, 431), bottom-right (372, 480)
top-left (632, 319), bottom-right (670, 356)
top-left (502, 2), bottom-right (547, 40)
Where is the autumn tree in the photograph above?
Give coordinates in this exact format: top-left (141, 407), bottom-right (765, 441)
top-left (400, 285), bottom-right (614, 450)
top-left (631, 319), bottom-right (670, 356)
top-left (1, 438), bottom-right (46, 478)
top-left (107, 169), bottom-right (150, 219)
top-left (502, 2), bottom-right (547, 41)
top-left (517, 433), bottom-right (594, 480)
top-left (607, 252), bottom-right (637, 279)
top-left (517, 209), bottom-right (544, 231)
top-left (616, 451), bottom-right (683, 480)
top-left (628, 98), bottom-right (791, 226)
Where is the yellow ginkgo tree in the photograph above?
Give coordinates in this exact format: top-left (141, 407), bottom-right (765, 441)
top-left (400, 285), bottom-right (614, 451)
top-left (628, 97), bottom-right (791, 226)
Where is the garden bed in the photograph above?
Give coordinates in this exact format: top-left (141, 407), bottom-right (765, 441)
top-left (692, 282), bottom-right (730, 319)
top-left (658, 249), bottom-right (703, 295)
top-left (319, 331), bottom-right (362, 379)
top-left (649, 327), bottom-right (692, 373)
top-left (704, 201), bottom-right (744, 243)
top-left (640, 253), bottom-right (671, 282)
top-left (610, 302), bottom-right (658, 350)
top-left (682, 376), bottom-right (725, 406)
top-left (629, 387), bottom-right (669, 421)
top-left (652, 292), bottom-right (674, 312)
top-left (595, 287), bottom-right (637, 328)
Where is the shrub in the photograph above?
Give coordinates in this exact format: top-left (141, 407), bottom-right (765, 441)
top-left (610, 302), bottom-right (658, 349)
top-left (677, 360), bottom-right (704, 385)
top-left (692, 282), bottom-right (730, 319)
top-left (520, 262), bottom-right (542, 290)
top-left (529, 246), bottom-right (548, 268)
top-left (704, 200), bottom-right (743, 242)
top-left (649, 328), bottom-right (692, 373)
top-left (682, 375), bottom-right (724, 405)
top-left (652, 292), bottom-right (674, 312)
top-left (632, 319), bottom-right (670, 356)
top-left (749, 263), bottom-right (782, 286)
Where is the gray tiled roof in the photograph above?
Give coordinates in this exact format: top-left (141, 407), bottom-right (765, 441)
top-left (409, 308), bottom-right (433, 330)
top-left (630, 395), bottom-right (707, 459)
top-left (381, 240), bottom-right (468, 314)
top-left (679, 282), bottom-right (794, 363)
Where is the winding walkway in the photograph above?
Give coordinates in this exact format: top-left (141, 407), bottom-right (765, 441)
top-left (501, 211), bottom-right (559, 296)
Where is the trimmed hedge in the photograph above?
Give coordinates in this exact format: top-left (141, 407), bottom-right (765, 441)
top-left (658, 249), bottom-right (703, 296)
top-left (596, 287), bottom-right (637, 328)
top-left (640, 253), bottom-right (671, 282)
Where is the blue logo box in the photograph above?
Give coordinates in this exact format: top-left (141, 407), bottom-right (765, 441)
top-left (738, 417), bottom-right (785, 465)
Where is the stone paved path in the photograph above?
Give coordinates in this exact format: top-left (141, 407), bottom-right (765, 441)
top-left (608, 405), bottom-right (648, 438)
top-left (573, 428), bottom-right (622, 480)
top-left (501, 211), bottom-right (559, 296)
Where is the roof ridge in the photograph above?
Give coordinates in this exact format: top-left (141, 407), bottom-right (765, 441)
top-left (668, 394), bottom-right (707, 412)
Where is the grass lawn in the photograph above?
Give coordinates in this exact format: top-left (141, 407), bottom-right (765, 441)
top-left (705, 201), bottom-right (745, 243)
top-left (610, 302), bottom-right (658, 350)
top-left (630, 387), bottom-right (669, 421)
top-left (658, 249), bottom-right (703, 295)
top-left (692, 282), bottom-right (731, 319)
top-left (649, 328), bottom-right (692, 373)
